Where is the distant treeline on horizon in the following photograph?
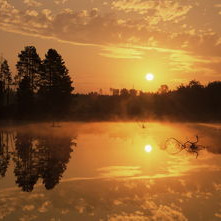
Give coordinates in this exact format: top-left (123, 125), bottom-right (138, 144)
top-left (0, 46), bottom-right (221, 122)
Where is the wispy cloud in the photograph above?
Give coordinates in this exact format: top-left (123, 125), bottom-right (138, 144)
top-left (112, 0), bottom-right (193, 25)
top-left (25, 9), bottom-right (39, 17)
top-left (54, 0), bottom-right (69, 5)
top-left (100, 46), bottom-right (144, 59)
top-left (23, 0), bottom-right (42, 7)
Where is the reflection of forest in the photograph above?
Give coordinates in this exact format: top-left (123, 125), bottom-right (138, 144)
top-left (0, 131), bottom-right (75, 192)
top-left (0, 132), bottom-right (11, 178)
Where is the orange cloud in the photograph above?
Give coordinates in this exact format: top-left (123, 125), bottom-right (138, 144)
top-left (112, 0), bottom-right (193, 24)
top-left (23, 0), bottom-right (42, 7)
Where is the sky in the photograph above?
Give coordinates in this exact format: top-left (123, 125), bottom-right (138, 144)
top-left (0, 0), bottom-right (221, 93)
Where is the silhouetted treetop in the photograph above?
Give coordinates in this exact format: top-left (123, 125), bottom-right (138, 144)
top-left (120, 88), bottom-right (129, 96)
top-left (0, 59), bottom-right (12, 106)
top-left (158, 85), bottom-right (169, 94)
top-left (38, 49), bottom-right (74, 116)
top-left (0, 59), bottom-right (12, 88)
top-left (40, 49), bottom-right (73, 93)
top-left (188, 80), bottom-right (203, 89)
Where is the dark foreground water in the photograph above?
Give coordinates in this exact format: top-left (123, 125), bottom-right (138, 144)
top-left (0, 122), bottom-right (221, 220)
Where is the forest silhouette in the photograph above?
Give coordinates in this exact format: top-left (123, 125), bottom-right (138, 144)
top-left (0, 131), bottom-right (75, 192)
top-left (0, 46), bottom-right (221, 122)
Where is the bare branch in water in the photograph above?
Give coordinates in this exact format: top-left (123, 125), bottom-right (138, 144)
top-left (163, 135), bottom-right (206, 158)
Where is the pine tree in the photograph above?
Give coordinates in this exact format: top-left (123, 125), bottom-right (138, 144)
top-left (39, 49), bottom-right (73, 116)
top-left (15, 46), bottom-right (41, 117)
top-left (16, 46), bottom-right (41, 92)
top-left (0, 59), bottom-right (12, 105)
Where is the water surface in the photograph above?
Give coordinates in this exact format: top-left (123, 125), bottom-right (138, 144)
top-left (0, 122), bottom-right (221, 220)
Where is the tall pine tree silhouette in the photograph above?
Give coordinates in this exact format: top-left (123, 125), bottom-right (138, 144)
top-left (16, 46), bottom-right (41, 91)
top-left (0, 59), bottom-right (12, 105)
top-left (16, 46), bottom-right (41, 117)
top-left (39, 49), bottom-right (73, 118)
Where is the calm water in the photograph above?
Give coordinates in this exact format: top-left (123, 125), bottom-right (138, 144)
top-left (0, 122), bottom-right (221, 221)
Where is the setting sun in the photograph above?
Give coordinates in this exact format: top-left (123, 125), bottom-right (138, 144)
top-left (145, 145), bottom-right (153, 153)
top-left (146, 73), bottom-right (154, 81)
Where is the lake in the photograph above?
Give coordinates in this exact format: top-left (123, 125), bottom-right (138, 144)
top-left (0, 122), bottom-right (221, 220)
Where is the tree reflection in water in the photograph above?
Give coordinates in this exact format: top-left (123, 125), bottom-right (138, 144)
top-left (0, 132), bottom-right (11, 178)
top-left (0, 131), bottom-right (76, 192)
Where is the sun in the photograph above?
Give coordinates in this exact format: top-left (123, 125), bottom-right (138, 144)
top-left (145, 73), bottom-right (154, 81)
top-left (144, 145), bottom-right (153, 153)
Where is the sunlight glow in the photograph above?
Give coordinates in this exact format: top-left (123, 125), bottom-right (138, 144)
top-left (145, 73), bottom-right (154, 81)
top-left (145, 144), bottom-right (153, 153)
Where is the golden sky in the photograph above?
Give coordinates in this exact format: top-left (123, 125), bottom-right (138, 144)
top-left (0, 0), bottom-right (221, 93)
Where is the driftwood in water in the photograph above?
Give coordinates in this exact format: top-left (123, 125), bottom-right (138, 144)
top-left (163, 135), bottom-right (206, 158)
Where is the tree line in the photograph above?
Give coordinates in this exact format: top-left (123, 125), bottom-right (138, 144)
top-left (0, 46), bottom-right (73, 120)
top-left (0, 45), bottom-right (221, 122)
top-left (71, 80), bottom-right (221, 122)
